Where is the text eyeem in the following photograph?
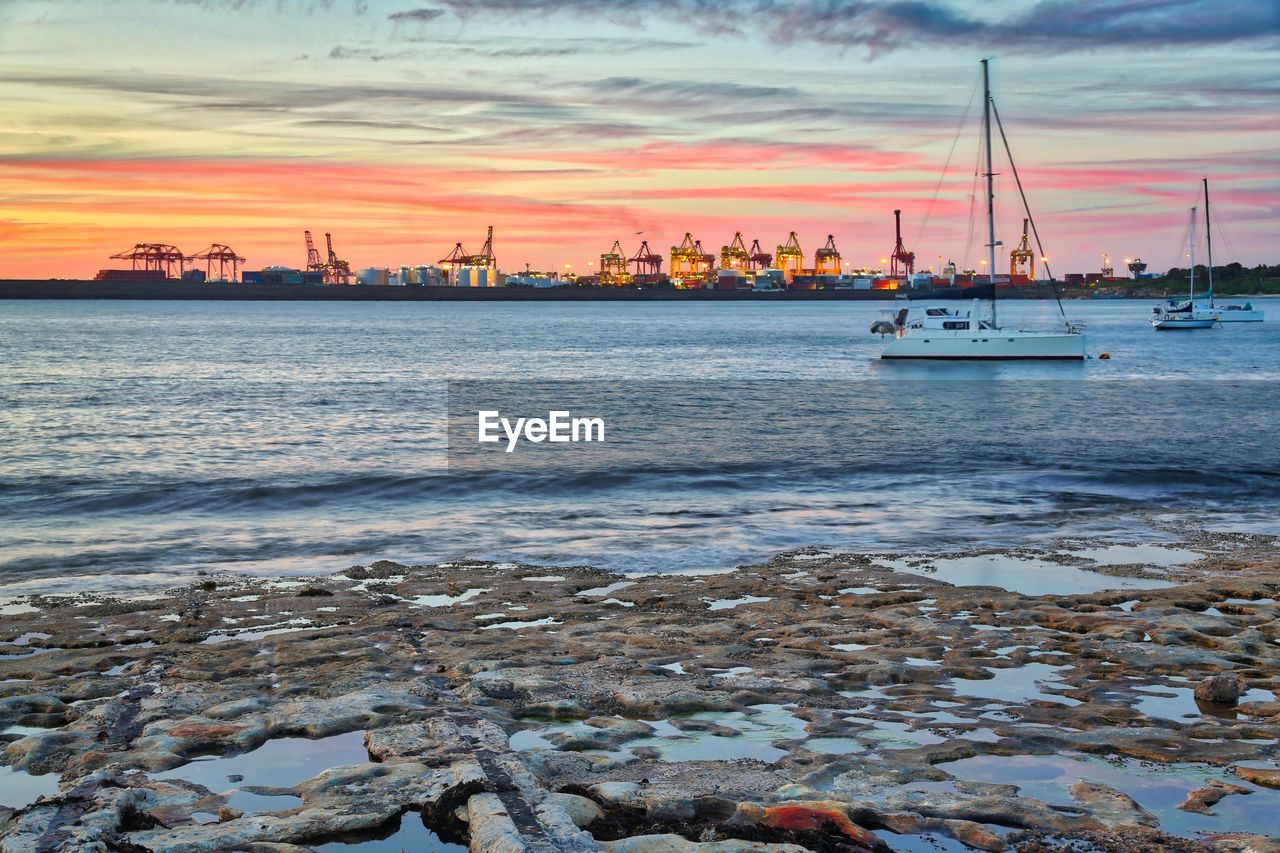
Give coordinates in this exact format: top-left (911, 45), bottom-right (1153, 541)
top-left (477, 410), bottom-right (605, 453)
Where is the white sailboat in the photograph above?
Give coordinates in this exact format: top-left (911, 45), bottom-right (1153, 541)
top-left (1194, 178), bottom-right (1264, 323)
top-left (1152, 203), bottom-right (1218, 330)
top-left (878, 60), bottom-right (1085, 361)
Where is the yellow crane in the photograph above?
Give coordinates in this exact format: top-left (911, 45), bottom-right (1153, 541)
top-left (1010, 218), bottom-right (1035, 280)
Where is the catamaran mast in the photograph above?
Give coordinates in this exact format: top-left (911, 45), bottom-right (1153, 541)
top-left (982, 59), bottom-right (997, 326)
top-left (1203, 177), bottom-right (1214, 305)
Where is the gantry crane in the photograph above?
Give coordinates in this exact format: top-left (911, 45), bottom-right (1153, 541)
top-left (748, 239), bottom-right (772, 271)
top-left (1010, 218), bottom-right (1035, 280)
top-left (466, 226), bottom-right (496, 269)
top-left (110, 243), bottom-right (187, 278)
top-left (889, 210), bottom-right (915, 277)
top-left (599, 240), bottom-right (632, 285)
top-left (325, 233), bottom-right (352, 285)
top-left (628, 241), bottom-right (662, 278)
top-left (670, 233), bottom-right (703, 281)
top-left (814, 235), bottom-right (841, 275)
top-left (189, 244), bottom-right (246, 282)
top-left (304, 231), bottom-right (325, 274)
top-left (720, 232), bottom-right (749, 272)
top-left (774, 232), bottom-right (804, 281)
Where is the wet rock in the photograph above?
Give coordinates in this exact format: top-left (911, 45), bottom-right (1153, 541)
top-left (1068, 781), bottom-right (1157, 828)
top-left (1194, 673), bottom-right (1244, 705)
top-left (599, 836), bottom-right (810, 852)
top-left (733, 801), bottom-right (882, 848)
top-left (1233, 765), bottom-right (1280, 789)
top-left (540, 792), bottom-right (603, 828)
top-left (1178, 779), bottom-right (1251, 814)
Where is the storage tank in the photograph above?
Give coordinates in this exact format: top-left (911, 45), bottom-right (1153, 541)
top-left (399, 266), bottom-right (414, 285)
top-left (356, 268), bottom-right (389, 286)
top-left (413, 266), bottom-right (433, 286)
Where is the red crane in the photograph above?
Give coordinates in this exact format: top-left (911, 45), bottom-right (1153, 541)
top-left (466, 226), bottom-right (496, 269)
top-left (325, 232), bottom-right (352, 285)
top-left (748, 239), bottom-right (773, 271)
top-left (628, 240), bottom-right (662, 278)
top-left (889, 209), bottom-right (916, 277)
top-left (109, 243), bottom-right (187, 278)
top-left (304, 231), bottom-right (324, 273)
top-left (189, 244), bottom-right (245, 282)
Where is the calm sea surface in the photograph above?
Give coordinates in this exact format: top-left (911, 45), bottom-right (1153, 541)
top-left (2, 298), bottom-right (1277, 594)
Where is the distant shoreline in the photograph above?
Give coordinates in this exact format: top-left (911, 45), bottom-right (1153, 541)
top-left (0, 278), bottom-right (1166, 302)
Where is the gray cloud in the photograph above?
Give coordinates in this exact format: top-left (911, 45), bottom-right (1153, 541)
top-left (435, 0), bottom-right (1280, 54)
top-left (388, 7), bottom-right (445, 22)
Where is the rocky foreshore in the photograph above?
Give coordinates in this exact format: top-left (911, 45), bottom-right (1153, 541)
top-left (2, 534), bottom-right (1279, 852)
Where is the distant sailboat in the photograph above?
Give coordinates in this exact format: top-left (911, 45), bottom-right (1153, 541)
top-left (1197, 179), bottom-right (1264, 323)
top-left (1151, 203), bottom-right (1218, 330)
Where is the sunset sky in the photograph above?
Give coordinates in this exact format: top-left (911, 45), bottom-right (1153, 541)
top-left (1, 0), bottom-right (1277, 278)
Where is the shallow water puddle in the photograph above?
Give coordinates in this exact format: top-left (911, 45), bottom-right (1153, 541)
top-left (706, 595), bottom-right (771, 611)
top-left (0, 765), bottom-right (61, 810)
top-left (830, 642), bottom-right (872, 652)
top-left (1132, 683), bottom-right (1275, 721)
top-left (154, 730), bottom-right (369, 797)
top-left (625, 705), bottom-right (807, 763)
top-left (575, 581), bottom-right (635, 597)
top-left (1064, 544), bottom-right (1201, 567)
top-left (312, 810), bottom-right (465, 851)
top-left (410, 588), bottom-right (490, 607)
top-left (201, 618), bottom-right (320, 645)
top-left (883, 554), bottom-right (1170, 596)
top-left (939, 753), bottom-right (1280, 837)
top-left (479, 617), bottom-right (560, 630)
top-left (950, 663), bottom-right (1081, 706)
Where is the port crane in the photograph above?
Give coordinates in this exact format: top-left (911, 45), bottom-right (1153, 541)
top-left (628, 241), bottom-right (662, 278)
top-left (599, 240), bottom-right (631, 284)
top-left (889, 210), bottom-right (915, 277)
top-left (720, 232), bottom-right (749, 272)
top-left (466, 226), bottom-right (497, 269)
top-left (748, 239), bottom-right (772, 271)
top-left (815, 235), bottom-right (841, 275)
top-left (774, 232), bottom-right (804, 280)
top-left (325, 233), bottom-right (352, 285)
top-left (1010, 218), bottom-right (1035, 279)
top-left (110, 243), bottom-right (187, 278)
top-left (304, 231), bottom-right (325, 275)
top-left (189, 244), bottom-right (246, 282)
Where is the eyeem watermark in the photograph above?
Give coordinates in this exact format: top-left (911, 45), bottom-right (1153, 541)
top-left (477, 410), bottom-right (605, 453)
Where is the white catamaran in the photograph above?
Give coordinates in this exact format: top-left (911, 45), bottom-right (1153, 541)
top-left (878, 60), bottom-right (1085, 360)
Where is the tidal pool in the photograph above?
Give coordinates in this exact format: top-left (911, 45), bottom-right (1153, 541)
top-left (883, 554), bottom-right (1171, 596)
top-left (154, 730), bottom-right (370, 797)
top-left (950, 663), bottom-right (1081, 706)
top-left (0, 765), bottom-right (60, 810)
top-left (940, 753), bottom-right (1280, 837)
top-left (312, 810), bottom-right (465, 851)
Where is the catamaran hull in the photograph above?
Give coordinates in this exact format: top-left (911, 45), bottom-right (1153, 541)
top-left (881, 333), bottom-right (1085, 360)
top-left (1216, 310), bottom-right (1264, 322)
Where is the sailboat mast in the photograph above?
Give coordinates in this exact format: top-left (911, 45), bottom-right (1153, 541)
top-left (982, 59), bottom-right (997, 326)
top-left (1203, 177), bottom-right (1214, 303)
top-left (1188, 207), bottom-right (1197, 301)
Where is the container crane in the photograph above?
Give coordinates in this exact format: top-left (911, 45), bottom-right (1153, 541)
top-left (670, 233), bottom-right (703, 281)
top-left (720, 232), bottom-right (749, 272)
top-left (325, 233), bottom-right (352, 285)
top-left (189, 244), bottom-right (245, 282)
top-left (814, 235), bottom-right (841, 275)
top-left (889, 210), bottom-right (915, 277)
top-left (466, 226), bottom-right (496, 269)
top-left (748, 239), bottom-right (772, 271)
top-left (1010, 218), bottom-right (1035, 280)
top-left (599, 240), bottom-right (632, 285)
top-left (110, 243), bottom-right (187, 278)
top-left (628, 241), bottom-right (662, 279)
top-left (774, 232), bottom-right (804, 281)
top-left (304, 231), bottom-right (325, 275)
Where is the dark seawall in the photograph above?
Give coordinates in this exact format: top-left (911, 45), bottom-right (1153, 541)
top-left (0, 279), bottom-right (1084, 302)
